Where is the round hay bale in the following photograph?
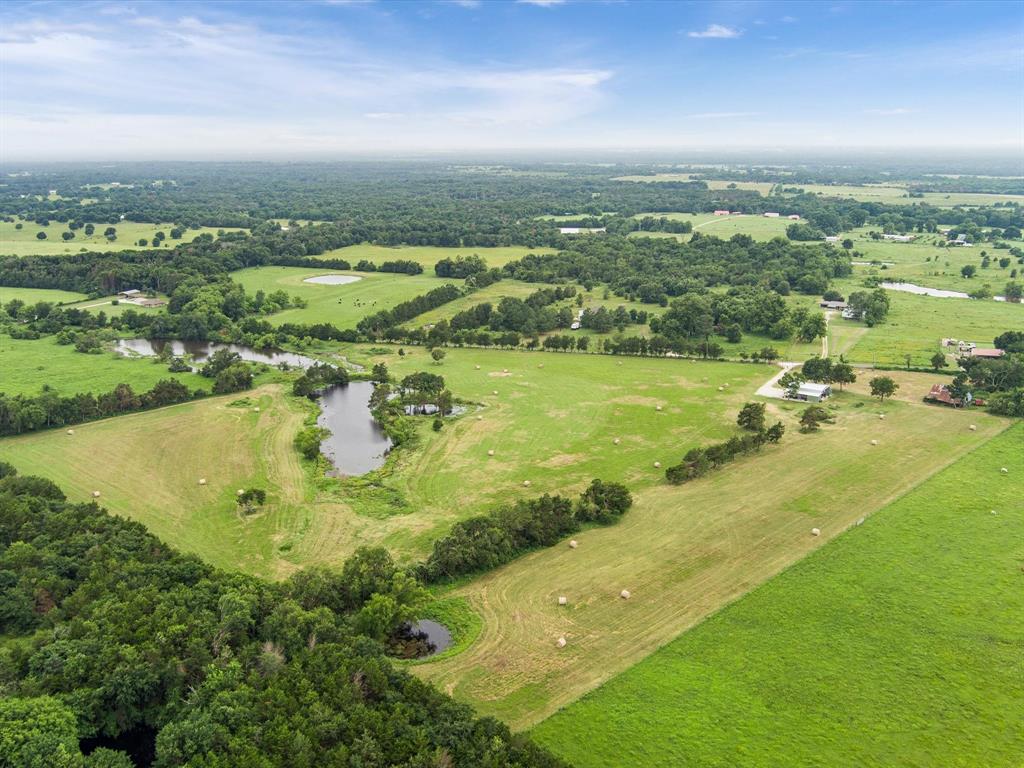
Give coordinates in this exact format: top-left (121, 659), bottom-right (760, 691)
top-left (1001, 467), bottom-right (1008, 474)
top-left (568, 539), bottom-right (578, 549)
top-left (654, 461), bottom-right (661, 468)
top-left (538, 363), bottom-right (544, 368)
top-left (556, 637), bottom-right (567, 648)
top-left (969, 424), bottom-right (977, 431)
top-left (503, 368), bottom-right (509, 373)
top-left (477, 414), bottom-right (484, 420)
top-left (253, 407), bottom-right (260, 413)
top-left (878, 414), bottom-right (885, 420)
top-left (723, 383), bottom-right (729, 388)
top-left (620, 589), bottom-right (631, 600)
top-left (198, 478), bottom-right (207, 486)
top-left (492, 390), bottom-right (499, 396)
top-left (617, 361), bottom-right (623, 366)
top-left (487, 449), bottom-right (495, 457)
top-left (717, 386), bottom-right (724, 392)
top-left (558, 596), bottom-right (567, 606)
top-left (475, 365), bottom-right (481, 370)
top-left (523, 480), bottom-right (531, 487)
top-left (702, 377), bottom-right (708, 383)
top-left (613, 438), bottom-right (620, 445)
top-left (237, 489), bottom-right (245, 495)
top-left (856, 517), bottom-right (865, 526)
top-left (92, 490), bottom-right (101, 498)
top-left (811, 527), bottom-right (821, 537)
top-left (655, 405), bottom-right (663, 411)
top-left (870, 439), bottom-right (878, 446)
top-left (67, 429), bottom-right (74, 435)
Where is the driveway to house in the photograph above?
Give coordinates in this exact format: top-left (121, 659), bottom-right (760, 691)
top-left (756, 361), bottom-right (800, 400)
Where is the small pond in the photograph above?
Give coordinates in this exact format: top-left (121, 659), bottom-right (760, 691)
top-left (116, 339), bottom-right (322, 369)
top-left (879, 281), bottom-right (1014, 302)
top-left (318, 381), bottom-right (392, 476)
top-left (303, 274), bottom-right (363, 286)
top-left (389, 619), bottom-right (454, 659)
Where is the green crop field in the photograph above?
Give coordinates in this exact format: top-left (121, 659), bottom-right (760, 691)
top-left (532, 422), bottom-right (1023, 767)
top-left (402, 367), bottom-right (1003, 728)
top-left (0, 217), bottom-right (244, 257)
top-left (0, 334), bottom-right (207, 396)
top-left (630, 212), bottom-right (794, 241)
top-left (231, 266), bottom-right (453, 328)
top-left (317, 243), bottom-right (553, 271)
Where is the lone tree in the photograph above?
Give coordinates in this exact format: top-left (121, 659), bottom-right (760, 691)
top-left (830, 359), bottom-right (857, 390)
top-left (869, 376), bottom-right (899, 402)
top-left (430, 348), bottom-right (446, 364)
top-left (930, 352), bottom-right (948, 371)
top-left (236, 488), bottom-right (267, 514)
top-left (799, 405), bottom-right (834, 432)
top-left (736, 402), bottom-right (766, 432)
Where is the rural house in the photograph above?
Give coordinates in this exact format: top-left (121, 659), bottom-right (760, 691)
top-left (791, 382), bottom-right (832, 402)
top-left (819, 300), bottom-right (848, 310)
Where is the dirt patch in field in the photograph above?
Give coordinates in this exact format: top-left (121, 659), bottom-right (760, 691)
top-left (539, 453), bottom-right (585, 468)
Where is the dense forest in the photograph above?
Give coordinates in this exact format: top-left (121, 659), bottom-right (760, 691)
top-left (0, 470), bottom-right (569, 767)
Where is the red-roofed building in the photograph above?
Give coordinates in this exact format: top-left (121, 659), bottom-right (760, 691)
top-left (713, 210), bottom-right (730, 216)
top-left (925, 384), bottom-right (962, 408)
top-left (968, 348), bottom-right (1006, 359)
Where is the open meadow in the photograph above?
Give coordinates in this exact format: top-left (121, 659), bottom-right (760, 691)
top-left (532, 422), bottom-right (1023, 767)
top-left (0, 334), bottom-right (206, 396)
top-left (0, 217), bottom-right (243, 256)
top-left (630, 212), bottom-right (793, 241)
top-left (317, 243), bottom-right (554, 271)
top-left (400, 367), bottom-right (1005, 727)
top-left (0, 285), bottom-right (89, 306)
top-left (231, 266), bottom-right (453, 327)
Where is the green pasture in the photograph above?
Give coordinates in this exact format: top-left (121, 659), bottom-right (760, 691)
top-left (630, 212), bottom-right (794, 241)
top-left (0, 334), bottom-right (205, 396)
top-left (317, 243), bottom-right (553, 271)
top-left (0, 286), bottom-right (89, 307)
top-left (533, 422), bottom-right (1023, 767)
top-left (231, 266), bottom-right (452, 328)
top-left (0, 217), bottom-right (243, 257)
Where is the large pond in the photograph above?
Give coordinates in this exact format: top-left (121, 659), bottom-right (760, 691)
top-left (116, 339), bottom-right (321, 369)
top-left (303, 274), bottom-right (362, 286)
top-left (116, 339), bottom-right (389, 476)
top-left (879, 281), bottom-right (1015, 302)
top-left (317, 381), bottom-right (392, 476)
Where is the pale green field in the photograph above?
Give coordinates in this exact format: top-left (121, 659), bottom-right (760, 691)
top-left (778, 183), bottom-right (1024, 207)
top-left (533, 422), bottom-right (1023, 767)
top-left (0, 218), bottom-right (244, 256)
top-left (231, 266), bottom-right (455, 328)
top-left (614, 175), bottom-right (775, 194)
top-left (0, 334), bottom-right (205, 396)
top-left (630, 212), bottom-right (794, 241)
top-left (402, 279), bottom-right (552, 328)
top-left (0, 286), bottom-right (88, 306)
top-left (413, 371), bottom-right (1005, 727)
top-left (318, 243), bottom-right (554, 270)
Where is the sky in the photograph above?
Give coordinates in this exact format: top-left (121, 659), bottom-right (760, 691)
top-left (1, 0), bottom-right (1022, 160)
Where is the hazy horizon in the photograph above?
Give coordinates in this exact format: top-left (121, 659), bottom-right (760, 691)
top-left (2, 0), bottom-right (1022, 161)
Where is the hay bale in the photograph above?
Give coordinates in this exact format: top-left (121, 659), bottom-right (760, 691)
top-left (503, 368), bottom-right (509, 373)
top-left (253, 407), bottom-right (260, 413)
top-left (492, 390), bottom-right (499, 395)
top-left (717, 386), bottom-right (724, 392)
top-left (523, 480), bottom-right (531, 487)
top-left (558, 596), bottom-right (567, 606)
top-left (67, 429), bottom-right (74, 435)
top-left (870, 439), bottom-right (878, 446)
top-left (613, 438), bottom-right (620, 445)
top-left (237, 489), bottom-right (245, 495)
top-left (702, 377), bottom-right (708, 383)
top-left (723, 383), bottom-right (729, 388)
top-left (556, 637), bottom-right (567, 648)
top-left (92, 490), bottom-right (101, 498)
top-left (655, 405), bottom-right (663, 411)
top-left (878, 414), bottom-right (885, 420)
top-left (487, 449), bottom-right (495, 457)
top-left (856, 517), bottom-right (865, 526)
top-left (620, 590), bottom-right (631, 600)
top-left (568, 539), bottom-right (578, 549)
top-left (475, 365), bottom-right (481, 370)
top-left (969, 424), bottom-right (977, 431)
top-left (477, 414), bottom-right (484, 420)
top-left (617, 361), bottom-right (623, 366)
top-left (538, 363), bottom-right (544, 368)
top-left (198, 478), bottom-right (207, 486)
top-left (654, 461), bottom-right (661, 468)
top-left (1001, 467), bottom-right (1009, 474)
top-left (811, 527), bottom-right (821, 537)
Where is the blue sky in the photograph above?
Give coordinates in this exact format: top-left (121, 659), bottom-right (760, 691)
top-left (1, 0), bottom-right (1021, 159)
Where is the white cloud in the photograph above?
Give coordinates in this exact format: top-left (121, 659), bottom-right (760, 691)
top-left (448, 0), bottom-right (481, 6)
top-left (516, 0), bottom-right (566, 7)
top-left (687, 24), bottom-right (741, 39)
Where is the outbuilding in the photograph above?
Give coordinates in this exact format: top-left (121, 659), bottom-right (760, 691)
top-left (791, 382), bottom-right (832, 402)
